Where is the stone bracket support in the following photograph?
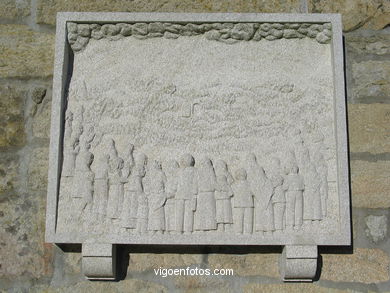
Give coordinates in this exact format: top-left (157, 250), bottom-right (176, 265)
top-left (280, 245), bottom-right (318, 282)
top-left (82, 243), bottom-right (117, 280)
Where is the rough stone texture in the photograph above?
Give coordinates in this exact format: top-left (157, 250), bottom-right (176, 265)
top-left (0, 85), bottom-right (26, 148)
top-left (28, 147), bottom-right (49, 191)
top-left (351, 60), bottom-right (390, 101)
top-left (0, 0), bottom-right (31, 21)
top-left (350, 160), bottom-right (390, 208)
top-left (128, 253), bottom-right (203, 272)
top-left (348, 103), bottom-right (390, 154)
top-left (0, 154), bottom-right (19, 194)
top-left (365, 215), bottom-right (388, 243)
top-left (346, 32), bottom-right (390, 56)
top-left (29, 279), bottom-right (168, 292)
top-left (208, 254), bottom-right (279, 278)
top-left (0, 192), bottom-right (52, 278)
top-left (0, 25), bottom-right (55, 79)
top-left (32, 98), bottom-right (51, 139)
top-left (172, 275), bottom-right (232, 292)
top-left (243, 283), bottom-right (354, 293)
top-left (309, 0), bottom-right (390, 31)
top-left (36, 0), bottom-right (301, 26)
top-left (321, 248), bottom-right (390, 283)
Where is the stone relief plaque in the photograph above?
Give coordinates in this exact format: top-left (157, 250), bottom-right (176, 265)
top-left (46, 13), bottom-right (351, 281)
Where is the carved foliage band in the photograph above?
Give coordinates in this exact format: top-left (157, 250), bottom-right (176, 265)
top-left (67, 21), bottom-right (332, 52)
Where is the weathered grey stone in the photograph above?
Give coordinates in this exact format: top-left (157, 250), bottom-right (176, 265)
top-left (204, 29), bottom-right (221, 40)
top-left (243, 283), bottom-right (352, 293)
top-left (90, 24), bottom-right (104, 40)
top-left (351, 160), bottom-right (390, 208)
top-left (0, 0), bottom-right (30, 21)
top-left (309, 0), bottom-right (390, 31)
top-left (29, 279), bottom-right (167, 292)
top-left (132, 23), bottom-right (148, 35)
top-left (67, 22), bottom-right (78, 34)
top-left (0, 154), bottom-right (19, 194)
top-left (321, 248), bottom-right (390, 283)
top-left (351, 61), bottom-right (390, 101)
top-left (365, 215), bottom-right (388, 243)
top-left (316, 32), bottom-right (331, 44)
top-left (208, 254), bottom-right (279, 278)
top-left (101, 24), bottom-right (121, 37)
top-left (346, 33), bottom-right (390, 56)
top-left (283, 29), bottom-right (304, 39)
top-left (128, 253), bottom-right (203, 272)
top-left (230, 23), bottom-right (255, 40)
top-left (32, 99), bottom-right (51, 139)
top-left (77, 24), bottom-right (91, 37)
top-left (0, 25), bottom-right (54, 78)
top-left (0, 192), bottom-right (53, 278)
top-left (71, 36), bottom-right (89, 52)
top-left (348, 103), bottom-right (390, 154)
top-left (173, 275), bottom-right (231, 292)
top-left (148, 22), bottom-right (165, 34)
top-left (31, 87), bottom-right (46, 105)
top-left (0, 85), bottom-right (26, 148)
top-left (28, 147), bottom-right (49, 191)
top-left (164, 31), bottom-right (179, 39)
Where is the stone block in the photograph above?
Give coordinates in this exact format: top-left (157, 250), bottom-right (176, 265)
top-left (351, 160), bottom-right (390, 208)
top-left (348, 103), bottom-right (390, 154)
top-left (0, 193), bottom-right (52, 278)
top-left (346, 33), bottom-right (390, 56)
top-left (0, 154), bottom-right (19, 194)
top-left (28, 147), bottom-right (49, 191)
top-left (0, 0), bottom-right (30, 21)
top-left (321, 248), bottom-right (390, 283)
top-left (32, 98), bottom-right (51, 139)
top-left (309, 0), bottom-right (390, 31)
top-left (36, 0), bottom-right (301, 26)
top-left (0, 85), bottom-right (26, 148)
top-left (0, 25), bottom-right (54, 78)
top-left (351, 61), bottom-right (390, 101)
top-left (365, 215), bottom-right (388, 243)
top-left (208, 254), bottom-right (279, 278)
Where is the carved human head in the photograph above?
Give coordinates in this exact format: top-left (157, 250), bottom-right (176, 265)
top-left (215, 159), bottom-right (227, 170)
top-left (152, 160), bottom-right (162, 170)
top-left (290, 165), bottom-right (299, 174)
top-left (180, 153), bottom-right (195, 167)
top-left (165, 160), bottom-right (179, 170)
top-left (200, 156), bottom-right (212, 166)
top-left (270, 157), bottom-right (281, 168)
top-left (246, 153), bottom-right (257, 164)
top-left (235, 168), bottom-right (247, 180)
top-left (135, 153), bottom-right (147, 166)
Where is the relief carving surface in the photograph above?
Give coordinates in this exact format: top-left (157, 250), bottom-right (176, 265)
top-left (56, 20), bottom-right (340, 242)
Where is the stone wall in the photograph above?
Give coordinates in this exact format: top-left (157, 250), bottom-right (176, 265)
top-left (0, 0), bottom-right (389, 292)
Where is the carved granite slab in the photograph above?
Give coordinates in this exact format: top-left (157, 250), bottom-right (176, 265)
top-left (46, 13), bottom-right (350, 250)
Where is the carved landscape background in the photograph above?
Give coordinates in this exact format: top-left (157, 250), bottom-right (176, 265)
top-left (0, 0), bottom-right (390, 292)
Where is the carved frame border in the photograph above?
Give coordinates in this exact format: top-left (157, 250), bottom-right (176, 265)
top-left (45, 13), bottom-right (350, 247)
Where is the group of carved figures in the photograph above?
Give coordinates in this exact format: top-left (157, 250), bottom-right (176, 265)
top-left (62, 113), bottom-right (329, 234)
